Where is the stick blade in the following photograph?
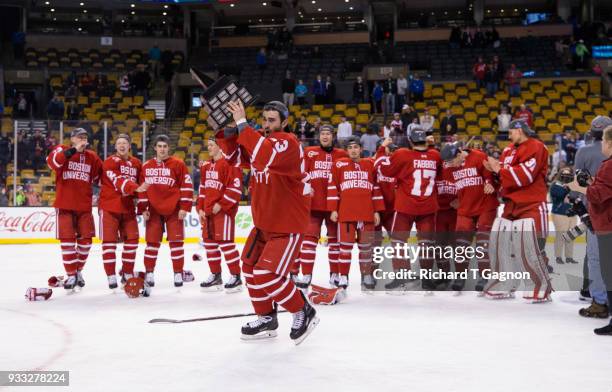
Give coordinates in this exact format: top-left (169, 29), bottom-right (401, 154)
top-left (148, 318), bottom-right (181, 324)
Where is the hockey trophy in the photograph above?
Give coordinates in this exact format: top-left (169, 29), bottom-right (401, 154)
top-left (190, 67), bottom-right (257, 130)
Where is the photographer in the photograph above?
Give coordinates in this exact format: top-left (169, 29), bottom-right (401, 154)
top-left (550, 167), bottom-right (578, 265)
top-left (568, 123), bottom-right (612, 336)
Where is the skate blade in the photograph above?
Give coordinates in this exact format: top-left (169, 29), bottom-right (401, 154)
top-left (453, 290), bottom-right (463, 297)
top-left (293, 316), bottom-right (320, 346)
top-left (201, 285), bottom-right (224, 293)
top-left (524, 296), bottom-right (552, 304)
top-left (424, 291), bottom-right (434, 297)
top-left (224, 286), bottom-right (243, 294)
top-left (485, 291), bottom-right (516, 300)
top-left (361, 288), bottom-right (375, 295)
top-left (241, 330), bottom-right (278, 341)
top-left (386, 289), bottom-right (408, 296)
top-left (476, 291), bottom-right (485, 297)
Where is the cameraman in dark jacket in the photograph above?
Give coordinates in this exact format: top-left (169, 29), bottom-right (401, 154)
top-left (568, 122), bottom-right (612, 336)
top-left (550, 167), bottom-right (578, 265)
top-left (571, 116), bottom-right (612, 319)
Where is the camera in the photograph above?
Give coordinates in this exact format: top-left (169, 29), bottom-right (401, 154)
top-left (558, 170), bottom-right (574, 184)
top-left (563, 196), bottom-right (593, 243)
top-left (575, 168), bottom-right (591, 187)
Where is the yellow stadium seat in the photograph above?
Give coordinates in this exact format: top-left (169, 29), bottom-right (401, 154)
top-left (334, 104), bottom-right (347, 112)
top-left (357, 103), bottom-right (371, 112)
top-left (356, 114), bottom-right (369, 125)
top-left (551, 102), bottom-right (566, 113)
top-left (312, 105), bottom-right (324, 112)
top-left (345, 108), bottom-right (357, 117)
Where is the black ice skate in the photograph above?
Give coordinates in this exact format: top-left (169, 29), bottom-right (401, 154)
top-left (361, 274), bottom-right (376, 291)
top-left (475, 277), bottom-right (488, 293)
top-left (290, 296), bottom-right (320, 345)
top-left (337, 274), bottom-right (349, 289)
top-left (174, 272), bottom-right (183, 288)
top-left (107, 275), bottom-right (118, 289)
top-left (224, 275), bottom-right (243, 293)
top-left (200, 273), bottom-right (223, 292)
top-left (76, 271), bottom-right (85, 288)
top-left (241, 310), bottom-right (279, 341)
top-left (295, 274), bottom-right (312, 289)
top-left (594, 321), bottom-right (612, 336)
top-left (63, 275), bottom-right (77, 290)
top-left (451, 278), bottom-right (466, 293)
top-left (329, 273), bottom-right (340, 287)
top-left (384, 277), bottom-right (410, 295)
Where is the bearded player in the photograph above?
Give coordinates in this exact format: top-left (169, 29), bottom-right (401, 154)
top-left (99, 134), bottom-right (149, 289)
top-left (138, 134), bottom-right (194, 288)
top-left (293, 124), bottom-right (348, 288)
top-left (441, 142), bottom-right (499, 293)
top-left (433, 156), bottom-right (458, 290)
top-left (224, 100), bottom-right (318, 344)
top-left (482, 120), bottom-right (551, 302)
top-left (47, 128), bottom-right (102, 291)
top-left (327, 136), bottom-right (384, 290)
top-left (375, 129), bottom-right (442, 292)
top-left (196, 137), bottom-right (243, 293)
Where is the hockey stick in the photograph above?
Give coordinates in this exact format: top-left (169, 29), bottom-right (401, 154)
top-left (149, 310), bottom-right (288, 324)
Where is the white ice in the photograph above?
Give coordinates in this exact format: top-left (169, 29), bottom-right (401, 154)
top-left (1, 242), bottom-right (611, 392)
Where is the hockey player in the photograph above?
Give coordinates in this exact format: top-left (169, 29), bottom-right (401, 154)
top-left (441, 142), bottom-right (499, 292)
top-left (373, 142), bottom-right (397, 260)
top-left (375, 129), bottom-right (442, 292)
top-left (294, 124), bottom-right (348, 288)
top-left (482, 120), bottom-right (551, 301)
top-left (46, 128), bottom-right (102, 290)
top-left (433, 157), bottom-right (458, 289)
top-left (225, 100), bottom-right (318, 344)
top-left (327, 136), bottom-right (385, 290)
top-left (137, 134), bottom-right (194, 288)
top-left (197, 137), bottom-right (243, 293)
top-left (99, 134), bottom-right (148, 289)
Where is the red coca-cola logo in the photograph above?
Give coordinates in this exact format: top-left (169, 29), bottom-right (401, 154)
top-left (0, 210), bottom-right (56, 233)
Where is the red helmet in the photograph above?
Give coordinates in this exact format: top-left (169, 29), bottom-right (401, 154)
top-left (124, 277), bottom-right (145, 298)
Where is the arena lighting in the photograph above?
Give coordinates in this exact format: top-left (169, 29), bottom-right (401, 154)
top-left (95, 18), bottom-right (99, 21)
top-left (79, 2), bottom-right (84, 5)
top-left (131, 4), bottom-right (135, 7)
top-left (501, 9), bottom-right (504, 13)
top-left (83, 9), bottom-right (87, 13)
top-left (164, 5), bottom-right (168, 8)
top-left (50, 8), bottom-right (55, 11)
top-left (74, 18), bottom-right (78, 21)
top-left (230, 3), bottom-right (234, 6)
top-left (514, 8), bottom-right (518, 11)
top-left (262, 2), bottom-right (267, 5)
top-left (131, 11), bottom-right (135, 14)
top-left (163, 11), bottom-right (167, 15)
top-left (311, 0), bottom-right (315, 3)
top-left (349, 6), bottom-right (353, 10)
top-left (525, 8), bottom-right (529, 11)
top-left (44, 1), bottom-right (49, 4)
top-left (317, 8), bottom-right (321, 11)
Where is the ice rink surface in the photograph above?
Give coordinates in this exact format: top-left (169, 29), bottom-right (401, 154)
top-left (1, 242), bottom-right (612, 392)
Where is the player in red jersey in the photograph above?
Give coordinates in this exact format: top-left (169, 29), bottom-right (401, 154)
top-left (196, 137), bottom-right (243, 293)
top-left (434, 158), bottom-right (458, 290)
top-left (225, 100), bottom-right (318, 344)
top-left (483, 120), bottom-right (551, 301)
top-left (99, 134), bottom-right (148, 289)
top-left (375, 129), bottom-right (442, 292)
top-left (373, 142), bottom-right (397, 260)
top-left (137, 134), bottom-right (193, 288)
top-left (327, 136), bottom-right (385, 290)
top-left (46, 128), bottom-right (102, 290)
top-left (441, 142), bottom-right (499, 292)
top-left (293, 124), bottom-right (348, 288)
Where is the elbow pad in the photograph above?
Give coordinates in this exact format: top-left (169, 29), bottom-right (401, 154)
top-left (63, 147), bottom-right (77, 160)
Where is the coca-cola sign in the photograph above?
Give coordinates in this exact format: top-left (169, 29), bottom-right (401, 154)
top-left (0, 209), bottom-right (56, 234)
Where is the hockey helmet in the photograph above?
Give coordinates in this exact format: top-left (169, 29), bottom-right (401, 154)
top-left (409, 128), bottom-right (427, 144)
top-left (508, 120), bottom-right (535, 137)
top-left (590, 115), bottom-right (612, 139)
top-left (124, 277), bottom-right (146, 298)
top-left (440, 142), bottom-right (461, 162)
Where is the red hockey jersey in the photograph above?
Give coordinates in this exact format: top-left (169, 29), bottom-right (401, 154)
top-left (138, 156), bottom-right (193, 215)
top-left (304, 146), bottom-right (349, 212)
top-left (498, 138), bottom-right (548, 204)
top-left (99, 155), bottom-right (142, 215)
top-left (437, 162), bottom-right (458, 211)
top-left (46, 145), bottom-right (102, 212)
top-left (196, 158), bottom-right (242, 216)
top-left (375, 146), bottom-right (442, 215)
top-left (376, 166), bottom-right (396, 213)
top-left (449, 149), bottom-right (499, 216)
top-left (327, 158), bottom-right (385, 222)
top-left (236, 125), bottom-right (310, 234)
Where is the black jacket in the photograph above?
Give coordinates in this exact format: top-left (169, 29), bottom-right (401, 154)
top-left (440, 115), bottom-right (458, 135)
top-left (282, 78), bottom-right (296, 94)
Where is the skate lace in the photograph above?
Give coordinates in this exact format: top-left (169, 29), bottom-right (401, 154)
top-left (291, 311), bottom-right (305, 330)
top-left (248, 315), bottom-right (273, 328)
top-left (205, 274), bottom-right (217, 284)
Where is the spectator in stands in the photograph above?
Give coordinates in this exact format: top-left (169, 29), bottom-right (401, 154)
top-left (551, 142), bottom-right (568, 171)
top-left (562, 130), bottom-right (578, 165)
top-left (352, 76), bottom-right (366, 104)
top-left (47, 94), bottom-right (65, 122)
top-left (396, 74), bottom-right (408, 108)
top-left (400, 105), bottom-right (418, 133)
top-left (45, 133), bottom-right (57, 152)
top-left (462, 28), bottom-right (473, 48)
top-left (65, 84), bottom-right (78, 101)
top-left (390, 113), bottom-right (403, 135)
top-left (325, 76), bottom-right (336, 104)
top-left (80, 73), bottom-right (93, 96)
top-left (474, 27), bottom-right (485, 48)
top-left (30, 130), bottom-right (46, 170)
top-left (504, 64), bottom-right (523, 97)
top-left (497, 106), bottom-right (512, 133)
top-left (449, 26), bottom-right (462, 49)
top-left (14, 93), bottom-right (29, 118)
top-left (406, 117), bottom-right (420, 139)
top-left (256, 47), bottom-right (267, 70)
top-left (419, 108), bottom-right (435, 134)
top-left (0, 186), bottom-right (8, 207)
top-left (440, 109), bottom-right (457, 139)
top-left (11, 30), bottom-right (25, 60)
top-left (294, 116), bottom-right (313, 141)
top-left (592, 62), bottom-right (602, 76)
top-left (574, 39), bottom-right (590, 70)
top-left (514, 103), bottom-right (533, 129)
top-left (133, 65), bottom-right (151, 106)
top-left (383, 120), bottom-right (393, 138)
top-left (313, 75), bottom-right (326, 105)
top-left (409, 74), bottom-right (424, 102)
top-left (94, 73), bottom-right (109, 97)
top-left (120, 73), bottom-right (131, 95)
top-left (17, 132), bottom-right (30, 169)
top-left (149, 44), bottom-right (161, 79)
top-left (295, 79), bottom-right (308, 105)
top-left (360, 127), bottom-right (380, 158)
top-left (67, 70), bottom-right (78, 87)
top-left (472, 56), bottom-right (487, 90)
top-left (491, 27), bottom-right (501, 48)
top-left (371, 81), bottom-right (383, 114)
top-left (0, 132), bottom-right (11, 173)
top-left (25, 184), bottom-right (42, 207)
top-left (485, 61), bottom-right (499, 97)
top-left (13, 186), bottom-right (26, 206)
top-left (66, 100), bottom-right (81, 121)
top-left (337, 117), bottom-right (353, 145)
top-left (282, 71), bottom-right (296, 107)
top-left (382, 73), bottom-right (397, 115)
top-left (550, 167), bottom-right (578, 265)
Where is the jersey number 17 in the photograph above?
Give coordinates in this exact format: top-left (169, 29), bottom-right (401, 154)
top-left (410, 169), bottom-right (436, 197)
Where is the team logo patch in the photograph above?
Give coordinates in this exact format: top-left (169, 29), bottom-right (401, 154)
top-left (336, 161), bottom-right (349, 168)
top-left (274, 140), bottom-right (289, 153)
top-left (524, 158), bottom-right (536, 170)
top-left (307, 150), bottom-right (319, 158)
